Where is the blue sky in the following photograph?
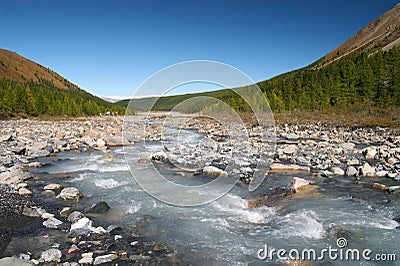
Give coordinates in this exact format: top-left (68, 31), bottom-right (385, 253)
top-left (1, 0), bottom-right (399, 98)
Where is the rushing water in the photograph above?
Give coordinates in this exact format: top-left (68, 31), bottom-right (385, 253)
top-left (8, 129), bottom-right (400, 265)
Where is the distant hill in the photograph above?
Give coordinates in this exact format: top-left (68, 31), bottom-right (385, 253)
top-left (0, 48), bottom-right (124, 116)
top-left (118, 3), bottom-right (400, 119)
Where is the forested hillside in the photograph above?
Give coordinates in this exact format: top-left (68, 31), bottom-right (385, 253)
top-left (0, 48), bottom-right (124, 117)
top-left (0, 79), bottom-right (124, 117)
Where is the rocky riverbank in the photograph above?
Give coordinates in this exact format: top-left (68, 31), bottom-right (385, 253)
top-left (0, 115), bottom-right (399, 265)
top-left (0, 117), bottom-right (179, 265)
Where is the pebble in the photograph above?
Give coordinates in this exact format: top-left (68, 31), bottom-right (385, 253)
top-left (43, 217), bottom-right (63, 229)
top-left (93, 254), bottom-right (118, 265)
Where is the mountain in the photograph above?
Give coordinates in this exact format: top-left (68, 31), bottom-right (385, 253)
top-left (0, 49), bottom-right (124, 116)
top-left (118, 3), bottom-right (400, 123)
top-left (317, 3), bottom-right (400, 68)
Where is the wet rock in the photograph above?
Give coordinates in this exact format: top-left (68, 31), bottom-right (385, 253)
top-left (67, 211), bottom-right (85, 223)
top-left (270, 163), bottom-right (310, 172)
top-left (202, 166), bottom-right (228, 177)
top-left (69, 217), bottom-right (92, 237)
top-left (388, 186), bottom-right (400, 194)
top-left (286, 133), bottom-right (300, 140)
top-left (28, 161), bottom-right (41, 168)
top-left (331, 167), bottom-right (345, 176)
top-left (0, 257), bottom-right (33, 266)
top-left (56, 187), bottom-right (83, 201)
top-left (361, 162), bottom-right (376, 177)
top-left (89, 201), bottom-right (110, 214)
top-left (43, 217), bottom-right (63, 229)
top-left (346, 166), bottom-right (358, 176)
top-left (40, 248), bottom-right (62, 262)
top-left (376, 170), bottom-right (388, 177)
top-left (372, 183), bottom-right (389, 190)
top-left (60, 207), bottom-right (71, 218)
top-left (93, 254), bottom-right (118, 265)
top-left (152, 151), bottom-right (167, 161)
top-left (44, 183), bottom-right (63, 191)
top-left (287, 177), bottom-right (311, 193)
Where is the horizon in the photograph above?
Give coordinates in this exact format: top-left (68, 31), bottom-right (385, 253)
top-left (1, 0), bottom-right (399, 99)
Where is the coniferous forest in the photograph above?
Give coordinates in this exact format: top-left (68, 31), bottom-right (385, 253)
top-left (118, 46), bottom-right (400, 117)
top-left (0, 79), bottom-right (125, 117)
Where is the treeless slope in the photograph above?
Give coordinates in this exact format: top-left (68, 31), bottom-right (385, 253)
top-left (0, 48), bottom-right (79, 90)
top-left (320, 3), bottom-right (400, 66)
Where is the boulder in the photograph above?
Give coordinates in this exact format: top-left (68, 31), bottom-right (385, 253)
top-left (372, 183), bottom-right (389, 190)
top-left (89, 201), bottom-right (110, 214)
top-left (202, 166), bottom-right (228, 177)
top-left (56, 187), bottom-right (83, 201)
top-left (286, 177), bottom-right (311, 193)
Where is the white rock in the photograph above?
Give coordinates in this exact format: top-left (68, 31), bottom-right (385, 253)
top-left (361, 162), bottom-right (376, 176)
top-left (331, 167), bottom-right (345, 176)
top-left (202, 166), bottom-right (228, 177)
top-left (71, 217), bottom-right (92, 231)
top-left (56, 187), bottom-right (82, 201)
top-left (286, 177), bottom-right (311, 193)
top-left (93, 254), bottom-right (118, 265)
top-left (283, 145), bottom-right (298, 154)
top-left (43, 217), bottom-right (63, 229)
top-left (44, 183), bottom-right (62, 191)
top-left (363, 147), bottom-right (377, 159)
top-left (40, 248), bottom-right (62, 262)
top-left (18, 187), bottom-right (32, 195)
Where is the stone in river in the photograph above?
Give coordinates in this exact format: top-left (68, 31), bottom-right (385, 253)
top-left (388, 186), bottom-right (400, 194)
top-left (67, 211), bottom-right (85, 223)
top-left (89, 201), bottom-right (110, 214)
top-left (40, 248), bottom-right (62, 262)
top-left (202, 166), bottom-right (228, 177)
top-left (56, 187), bottom-right (83, 201)
top-left (286, 133), bottom-right (300, 140)
top-left (372, 183), bottom-right (389, 190)
top-left (44, 183), bottom-right (63, 191)
top-left (286, 177), bottom-right (311, 193)
top-left (341, 142), bottom-right (355, 150)
top-left (60, 207), bottom-right (72, 218)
